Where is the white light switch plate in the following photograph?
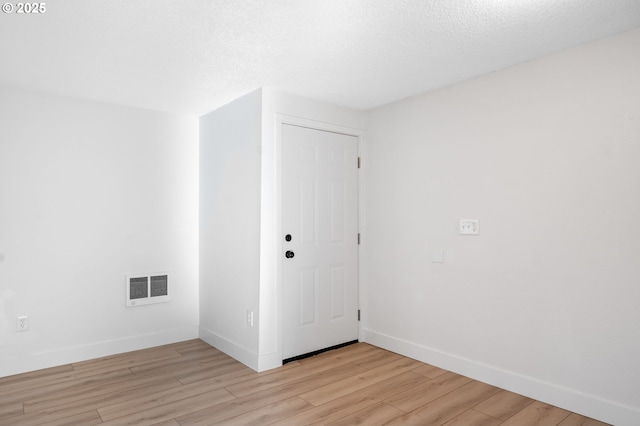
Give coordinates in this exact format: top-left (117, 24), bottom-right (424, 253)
top-left (459, 219), bottom-right (479, 235)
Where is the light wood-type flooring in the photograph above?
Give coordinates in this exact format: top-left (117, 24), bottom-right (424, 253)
top-left (0, 339), bottom-right (609, 425)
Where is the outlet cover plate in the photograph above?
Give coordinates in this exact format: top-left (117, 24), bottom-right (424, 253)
top-left (459, 219), bottom-right (480, 235)
top-left (16, 316), bottom-right (29, 332)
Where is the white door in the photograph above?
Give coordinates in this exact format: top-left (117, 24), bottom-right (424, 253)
top-left (282, 124), bottom-right (359, 360)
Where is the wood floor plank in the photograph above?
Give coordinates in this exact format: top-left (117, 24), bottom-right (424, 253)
top-left (169, 339), bottom-right (214, 354)
top-left (0, 365), bottom-right (133, 399)
top-left (0, 365), bottom-right (74, 387)
top-left (0, 401), bottom-right (23, 420)
top-left (269, 371), bottom-right (427, 426)
top-left (385, 370), bottom-right (472, 412)
top-left (102, 389), bottom-right (238, 426)
top-left (97, 370), bottom-right (252, 421)
top-left (442, 408), bottom-right (502, 426)
top-left (129, 345), bottom-right (228, 374)
top-left (72, 343), bottom-right (183, 366)
top-left (38, 409), bottom-right (103, 426)
top-left (130, 353), bottom-right (238, 381)
top-left (23, 369), bottom-right (146, 412)
top-left (174, 361), bottom-right (254, 385)
top-left (150, 420), bottom-right (180, 426)
top-left (219, 362), bottom-right (311, 398)
top-left (499, 400), bottom-right (572, 426)
top-left (386, 379), bottom-right (501, 425)
top-left (326, 401), bottom-right (405, 425)
top-left (3, 377), bottom-right (182, 426)
top-left (411, 362), bottom-right (448, 379)
top-left (558, 412), bottom-right (611, 426)
top-left (224, 345), bottom-right (378, 399)
top-left (99, 388), bottom-right (235, 426)
top-left (269, 392), bottom-right (377, 425)
top-left (175, 390), bottom-right (288, 426)
top-left (296, 342), bottom-right (382, 367)
top-left (350, 349), bottom-right (403, 369)
top-left (285, 344), bottom-right (383, 378)
top-left (299, 356), bottom-right (423, 406)
top-left (71, 347), bottom-right (182, 374)
top-left (213, 396), bottom-right (312, 425)
top-left (177, 363), bottom-right (367, 426)
top-left (473, 388), bottom-right (535, 421)
top-left (3, 368), bottom-right (134, 407)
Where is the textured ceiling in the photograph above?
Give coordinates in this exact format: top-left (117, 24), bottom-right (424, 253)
top-left (1, 0), bottom-right (640, 116)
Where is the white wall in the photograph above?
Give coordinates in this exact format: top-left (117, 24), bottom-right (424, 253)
top-left (199, 89), bottom-right (262, 369)
top-left (361, 28), bottom-right (640, 425)
top-left (0, 86), bottom-right (200, 377)
top-left (199, 88), bottom-right (365, 371)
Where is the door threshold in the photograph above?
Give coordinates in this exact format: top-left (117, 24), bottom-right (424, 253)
top-left (283, 340), bottom-right (359, 364)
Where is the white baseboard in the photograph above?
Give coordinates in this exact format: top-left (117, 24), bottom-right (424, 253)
top-left (0, 325), bottom-right (199, 378)
top-left (257, 351), bottom-right (282, 372)
top-left (362, 328), bottom-right (640, 426)
top-left (199, 326), bottom-right (259, 371)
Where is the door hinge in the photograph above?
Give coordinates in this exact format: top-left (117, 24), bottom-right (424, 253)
top-left (358, 309), bottom-right (361, 321)
top-left (357, 157), bottom-right (361, 169)
top-left (358, 233), bottom-right (361, 245)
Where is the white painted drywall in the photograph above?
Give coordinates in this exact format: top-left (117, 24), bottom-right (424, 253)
top-left (0, 86), bottom-right (199, 377)
top-left (361, 28), bottom-right (640, 425)
top-left (199, 88), bottom-right (365, 371)
top-left (199, 89), bottom-right (262, 370)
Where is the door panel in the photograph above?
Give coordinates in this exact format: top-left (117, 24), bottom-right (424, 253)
top-left (330, 181), bottom-right (345, 243)
top-left (330, 266), bottom-right (345, 319)
top-left (299, 267), bottom-right (317, 325)
top-left (299, 178), bottom-right (317, 245)
top-left (282, 124), bottom-right (358, 360)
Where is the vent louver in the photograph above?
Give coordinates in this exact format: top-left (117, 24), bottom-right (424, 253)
top-left (126, 272), bottom-right (170, 307)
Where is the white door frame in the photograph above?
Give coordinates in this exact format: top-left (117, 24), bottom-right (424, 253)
top-left (275, 113), bottom-right (364, 362)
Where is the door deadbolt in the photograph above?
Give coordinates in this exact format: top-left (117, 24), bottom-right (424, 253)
top-left (285, 234), bottom-right (292, 242)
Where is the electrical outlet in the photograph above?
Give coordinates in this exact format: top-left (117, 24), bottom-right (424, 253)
top-left (459, 219), bottom-right (480, 235)
top-left (16, 316), bottom-right (29, 332)
top-left (246, 310), bottom-right (254, 328)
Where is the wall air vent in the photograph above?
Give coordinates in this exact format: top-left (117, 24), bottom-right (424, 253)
top-left (126, 272), bottom-right (170, 307)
